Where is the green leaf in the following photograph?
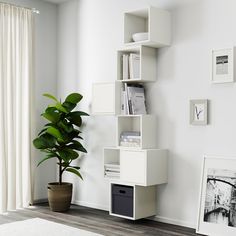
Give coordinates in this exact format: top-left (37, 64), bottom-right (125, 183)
top-left (69, 166), bottom-right (80, 170)
top-left (74, 111), bottom-right (89, 116)
top-left (67, 142), bottom-right (87, 153)
top-left (66, 112), bottom-right (82, 127)
top-left (57, 149), bottom-right (79, 162)
top-left (37, 155), bottom-right (56, 167)
top-left (46, 127), bottom-right (63, 140)
top-left (62, 102), bottom-right (76, 112)
top-left (38, 128), bottom-right (47, 136)
top-left (42, 111), bottom-right (60, 123)
top-left (33, 134), bottom-right (57, 149)
top-left (66, 168), bottom-right (83, 180)
top-left (55, 103), bottom-right (68, 113)
top-left (43, 93), bottom-right (59, 102)
top-left (58, 121), bottom-right (73, 133)
top-left (65, 93), bottom-right (83, 104)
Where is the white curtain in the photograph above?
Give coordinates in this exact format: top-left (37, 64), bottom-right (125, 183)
top-left (0, 3), bottom-right (33, 213)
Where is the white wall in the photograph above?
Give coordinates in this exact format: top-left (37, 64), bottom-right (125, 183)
top-left (57, 0), bottom-right (236, 228)
top-left (3, 0), bottom-right (58, 200)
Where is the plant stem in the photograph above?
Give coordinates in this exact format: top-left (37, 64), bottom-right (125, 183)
top-left (59, 159), bottom-right (62, 185)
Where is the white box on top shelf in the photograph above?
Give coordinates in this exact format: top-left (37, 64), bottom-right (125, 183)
top-left (92, 82), bottom-right (121, 115)
top-left (124, 6), bottom-right (171, 47)
top-left (120, 149), bottom-right (168, 186)
top-left (116, 115), bottom-right (157, 149)
top-left (117, 45), bottom-right (157, 82)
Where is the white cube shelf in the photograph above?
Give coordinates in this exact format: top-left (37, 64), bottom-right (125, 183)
top-left (92, 82), bottom-right (121, 115)
top-left (117, 115), bottom-right (157, 149)
top-left (110, 181), bottom-right (157, 220)
top-left (124, 6), bottom-right (171, 47)
top-left (117, 45), bottom-right (157, 82)
top-left (104, 147), bottom-right (120, 179)
top-left (120, 149), bottom-right (168, 186)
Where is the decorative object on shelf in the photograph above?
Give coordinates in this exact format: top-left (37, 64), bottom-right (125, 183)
top-left (190, 99), bottom-right (208, 125)
top-left (211, 47), bottom-right (234, 83)
top-left (197, 156), bottom-right (236, 236)
top-left (33, 93), bottom-right (89, 212)
top-left (132, 32), bottom-right (148, 42)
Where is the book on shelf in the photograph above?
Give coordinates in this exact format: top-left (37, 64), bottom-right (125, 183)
top-left (129, 53), bottom-right (140, 80)
top-left (121, 53), bottom-right (140, 80)
top-left (105, 172), bottom-right (120, 178)
top-left (104, 163), bottom-right (120, 169)
top-left (122, 54), bottom-right (129, 80)
top-left (121, 83), bottom-right (147, 115)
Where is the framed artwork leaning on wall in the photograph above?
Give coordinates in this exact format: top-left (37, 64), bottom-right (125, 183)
top-left (197, 156), bottom-right (236, 236)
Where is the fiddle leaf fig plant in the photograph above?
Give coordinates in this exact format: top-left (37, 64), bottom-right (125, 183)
top-left (33, 93), bottom-right (89, 184)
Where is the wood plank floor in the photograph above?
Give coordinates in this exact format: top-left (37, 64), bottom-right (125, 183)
top-left (0, 204), bottom-right (204, 236)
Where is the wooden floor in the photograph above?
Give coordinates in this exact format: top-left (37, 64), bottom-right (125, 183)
top-left (0, 204), bottom-right (204, 236)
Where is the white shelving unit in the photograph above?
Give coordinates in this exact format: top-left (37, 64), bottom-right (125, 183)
top-left (124, 6), bottom-right (171, 47)
top-left (92, 6), bottom-right (171, 220)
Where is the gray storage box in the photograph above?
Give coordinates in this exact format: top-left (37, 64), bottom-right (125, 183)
top-left (111, 184), bottom-right (133, 217)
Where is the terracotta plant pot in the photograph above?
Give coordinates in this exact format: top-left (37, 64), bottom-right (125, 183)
top-left (47, 182), bottom-right (72, 212)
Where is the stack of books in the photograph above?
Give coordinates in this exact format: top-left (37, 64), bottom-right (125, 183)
top-left (104, 163), bottom-right (120, 178)
top-left (122, 53), bottom-right (140, 80)
top-left (121, 83), bottom-right (147, 115)
top-left (120, 131), bottom-right (141, 147)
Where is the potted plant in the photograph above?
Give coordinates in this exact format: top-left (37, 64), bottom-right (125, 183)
top-left (33, 93), bottom-right (89, 212)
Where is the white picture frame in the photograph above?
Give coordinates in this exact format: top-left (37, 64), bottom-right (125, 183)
top-left (190, 99), bottom-right (208, 125)
top-left (197, 156), bottom-right (236, 236)
top-left (211, 47), bottom-right (234, 83)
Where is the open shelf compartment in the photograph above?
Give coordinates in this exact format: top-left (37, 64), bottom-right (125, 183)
top-left (110, 181), bottom-right (157, 220)
top-left (124, 6), bottom-right (171, 48)
top-left (117, 45), bottom-right (157, 82)
top-left (116, 115), bottom-right (157, 149)
top-left (104, 147), bottom-right (120, 179)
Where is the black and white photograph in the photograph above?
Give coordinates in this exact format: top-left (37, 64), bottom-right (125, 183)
top-left (197, 157), bottom-right (236, 236)
top-left (216, 55), bottom-right (229, 75)
top-left (212, 48), bottom-right (234, 83)
top-left (204, 168), bottom-right (236, 227)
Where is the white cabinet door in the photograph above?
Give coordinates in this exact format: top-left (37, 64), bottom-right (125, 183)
top-left (120, 150), bottom-right (146, 184)
top-left (92, 83), bottom-right (115, 115)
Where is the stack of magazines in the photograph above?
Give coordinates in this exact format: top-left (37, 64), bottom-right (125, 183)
top-left (121, 83), bottom-right (147, 115)
top-left (104, 163), bottom-right (120, 178)
top-left (120, 131), bottom-right (141, 147)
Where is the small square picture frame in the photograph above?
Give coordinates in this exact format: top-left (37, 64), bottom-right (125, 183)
top-left (190, 99), bottom-right (208, 125)
top-left (211, 47), bottom-right (235, 84)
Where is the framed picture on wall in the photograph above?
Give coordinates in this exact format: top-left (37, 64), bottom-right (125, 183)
top-left (190, 99), bottom-right (208, 125)
top-left (211, 47), bottom-right (235, 83)
top-left (197, 156), bottom-right (236, 236)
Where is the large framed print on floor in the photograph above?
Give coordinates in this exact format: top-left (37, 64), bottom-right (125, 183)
top-left (197, 156), bottom-right (236, 236)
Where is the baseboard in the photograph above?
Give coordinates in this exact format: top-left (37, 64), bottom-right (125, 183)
top-left (72, 200), bottom-right (109, 211)
top-left (153, 215), bottom-right (196, 229)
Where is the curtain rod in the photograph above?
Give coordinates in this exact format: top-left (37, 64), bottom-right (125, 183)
top-left (0, 2), bottom-right (40, 14)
